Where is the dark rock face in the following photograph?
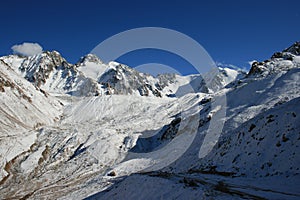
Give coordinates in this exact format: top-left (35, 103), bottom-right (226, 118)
top-left (248, 62), bottom-right (264, 75)
top-left (271, 52), bottom-right (283, 59)
top-left (283, 41), bottom-right (300, 55)
top-left (160, 117), bottom-right (182, 140)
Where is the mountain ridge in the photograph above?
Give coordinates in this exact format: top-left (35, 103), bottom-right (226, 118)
top-left (0, 50), bottom-right (242, 98)
top-left (0, 42), bottom-right (299, 199)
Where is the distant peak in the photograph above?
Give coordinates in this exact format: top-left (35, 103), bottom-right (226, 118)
top-left (46, 50), bottom-right (61, 56)
top-left (108, 61), bottom-right (121, 68)
top-left (43, 50), bottom-right (63, 58)
top-left (77, 54), bottom-right (103, 65)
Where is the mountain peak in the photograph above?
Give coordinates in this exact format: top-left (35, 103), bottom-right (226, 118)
top-left (76, 54), bottom-right (103, 66)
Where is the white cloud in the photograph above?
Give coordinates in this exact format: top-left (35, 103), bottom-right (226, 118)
top-left (215, 61), bottom-right (248, 72)
top-left (248, 60), bottom-right (257, 66)
top-left (11, 42), bottom-right (43, 56)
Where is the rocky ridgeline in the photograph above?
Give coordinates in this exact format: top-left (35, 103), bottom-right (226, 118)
top-left (248, 41), bottom-right (300, 76)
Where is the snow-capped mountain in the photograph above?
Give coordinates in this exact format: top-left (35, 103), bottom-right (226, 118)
top-left (2, 51), bottom-right (241, 98)
top-left (0, 42), bottom-right (299, 199)
top-left (2, 51), bottom-right (100, 97)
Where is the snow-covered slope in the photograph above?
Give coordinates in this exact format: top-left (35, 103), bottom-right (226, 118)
top-left (84, 43), bottom-right (300, 200)
top-left (0, 59), bottom-right (63, 181)
top-left (0, 42), bottom-right (299, 199)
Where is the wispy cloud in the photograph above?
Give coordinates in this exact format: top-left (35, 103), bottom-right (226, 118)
top-left (215, 61), bottom-right (248, 72)
top-left (248, 60), bottom-right (257, 66)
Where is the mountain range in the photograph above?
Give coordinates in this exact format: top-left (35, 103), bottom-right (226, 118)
top-left (0, 42), bottom-right (299, 199)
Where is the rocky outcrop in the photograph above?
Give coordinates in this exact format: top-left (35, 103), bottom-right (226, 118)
top-left (248, 42), bottom-right (300, 77)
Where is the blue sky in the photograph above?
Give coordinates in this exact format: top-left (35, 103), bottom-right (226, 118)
top-left (1, 0), bottom-right (299, 75)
